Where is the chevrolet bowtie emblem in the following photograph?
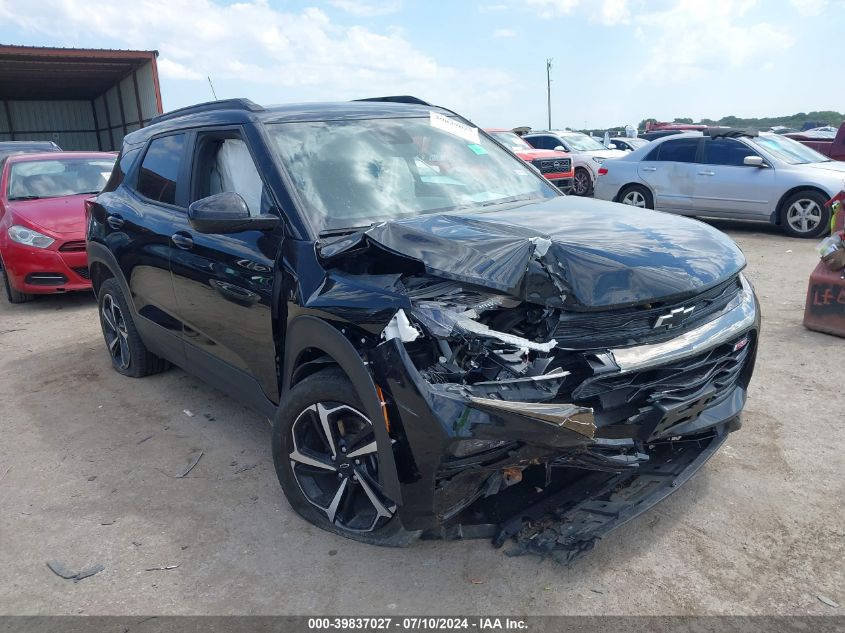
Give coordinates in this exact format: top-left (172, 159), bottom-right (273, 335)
top-left (654, 306), bottom-right (695, 329)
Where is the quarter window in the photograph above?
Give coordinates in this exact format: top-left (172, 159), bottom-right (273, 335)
top-left (655, 138), bottom-right (699, 163)
top-left (137, 134), bottom-right (186, 205)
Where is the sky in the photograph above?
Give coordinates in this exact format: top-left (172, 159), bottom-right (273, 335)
top-left (0, 0), bottom-right (843, 130)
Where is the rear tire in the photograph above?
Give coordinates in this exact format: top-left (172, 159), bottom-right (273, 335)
top-left (1, 258), bottom-right (34, 304)
top-left (780, 190), bottom-right (830, 238)
top-left (618, 184), bottom-right (654, 209)
top-left (572, 168), bottom-right (593, 196)
top-left (272, 368), bottom-right (419, 547)
top-left (97, 278), bottom-right (169, 377)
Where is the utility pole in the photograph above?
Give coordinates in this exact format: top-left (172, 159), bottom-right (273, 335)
top-left (546, 58), bottom-right (553, 129)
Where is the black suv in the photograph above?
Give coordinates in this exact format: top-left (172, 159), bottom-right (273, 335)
top-left (87, 97), bottom-right (759, 561)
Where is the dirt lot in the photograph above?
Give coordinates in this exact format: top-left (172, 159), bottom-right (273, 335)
top-left (0, 221), bottom-right (843, 616)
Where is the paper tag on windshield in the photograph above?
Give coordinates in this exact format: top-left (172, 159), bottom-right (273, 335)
top-left (430, 111), bottom-right (479, 144)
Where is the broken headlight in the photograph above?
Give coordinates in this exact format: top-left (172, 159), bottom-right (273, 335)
top-left (382, 283), bottom-right (566, 392)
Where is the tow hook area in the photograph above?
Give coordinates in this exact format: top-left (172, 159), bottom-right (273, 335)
top-left (492, 428), bottom-right (728, 564)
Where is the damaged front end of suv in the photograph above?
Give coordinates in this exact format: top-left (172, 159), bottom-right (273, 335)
top-left (267, 105), bottom-right (759, 562)
top-left (304, 203), bottom-right (759, 563)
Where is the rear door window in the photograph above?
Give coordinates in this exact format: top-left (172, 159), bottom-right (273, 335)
top-left (655, 138), bottom-right (699, 162)
top-left (137, 134), bottom-right (187, 206)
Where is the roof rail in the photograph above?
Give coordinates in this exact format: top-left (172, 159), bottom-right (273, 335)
top-left (149, 98), bottom-right (264, 125)
top-left (353, 95), bottom-right (432, 106)
top-left (705, 127), bottom-right (758, 139)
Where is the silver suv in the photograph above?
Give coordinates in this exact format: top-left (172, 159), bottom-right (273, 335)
top-left (594, 130), bottom-right (845, 237)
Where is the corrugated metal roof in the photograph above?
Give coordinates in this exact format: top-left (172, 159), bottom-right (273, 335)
top-left (0, 44), bottom-right (158, 57)
top-left (0, 45), bottom-right (159, 101)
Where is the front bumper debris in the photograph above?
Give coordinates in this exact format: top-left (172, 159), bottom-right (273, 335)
top-left (366, 271), bottom-right (759, 562)
top-left (494, 426), bottom-right (729, 564)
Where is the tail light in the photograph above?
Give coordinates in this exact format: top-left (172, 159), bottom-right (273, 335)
top-left (597, 167), bottom-right (608, 176)
top-left (84, 199), bottom-right (95, 221)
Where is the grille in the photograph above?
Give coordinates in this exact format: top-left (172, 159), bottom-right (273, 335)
top-left (72, 266), bottom-right (91, 280)
top-left (553, 276), bottom-right (742, 349)
top-left (532, 158), bottom-right (571, 174)
top-left (572, 335), bottom-right (752, 433)
top-left (59, 240), bottom-right (86, 252)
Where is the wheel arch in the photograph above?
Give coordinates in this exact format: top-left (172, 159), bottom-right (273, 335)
top-left (87, 242), bottom-right (134, 313)
top-left (615, 181), bottom-right (654, 203)
top-left (89, 260), bottom-right (114, 297)
top-left (773, 185), bottom-right (832, 226)
top-left (282, 315), bottom-right (402, 504)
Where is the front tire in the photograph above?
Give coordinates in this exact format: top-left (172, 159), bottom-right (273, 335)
top-left (1, 258), bottom-right (34, 304)
top-left (272, 368), bottom-right (418, 547)
top-left (97, 278), bottom-right (169, 377)
top-left (572, 167), bottom-right (593, 196)
top-left (618, 184), bottom-right (654, 209)
top-left (781, 190), bottom-right (830, 238)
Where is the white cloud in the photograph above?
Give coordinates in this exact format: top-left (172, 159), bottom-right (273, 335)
top-left (0, 0), bottom-right (516, 121)
top-left (329, 0), bottom-right (403, 17)
top-left (634, 0), bottom-right (795, 82)
top-left (788, 0), bottom-right (828, 15)
top-left (524, 0), bottom-right (580, 18)
top-left (596, 0), bottom-right (630, 25)
top-left (493, 28), bottom-right (518, 37)
top-left (156, 58), bottom-right (204, 81)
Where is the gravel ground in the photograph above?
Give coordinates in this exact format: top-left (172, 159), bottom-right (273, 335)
top-left (0, 220), bottom-right (842, 616)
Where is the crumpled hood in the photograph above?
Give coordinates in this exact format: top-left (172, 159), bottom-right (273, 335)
top-left (319, 196), bottom-right (746, 309)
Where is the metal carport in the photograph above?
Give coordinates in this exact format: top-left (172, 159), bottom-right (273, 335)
top-left (0, 45), bottom-right (163, 151)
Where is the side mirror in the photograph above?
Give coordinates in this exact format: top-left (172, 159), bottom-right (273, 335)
top-left (608, 143), bottom-right (618, 150)
top-left (743, 156), bottom-right (765, 167)
top-left (554, 145), bottom-right (566, 152)
top-left (187, 192), bottom-right (280, 234)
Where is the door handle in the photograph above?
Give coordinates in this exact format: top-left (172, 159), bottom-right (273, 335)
top-left (171, 232), bottom-right (194, 250)
top-left (209, 279), bottom-right (261, 305)
top-left (106, 214), bottom-right (124, 229)
top-left (698, 171), bottom-right (715, 176)
top-left (642, 167), bottom-right (657, 172)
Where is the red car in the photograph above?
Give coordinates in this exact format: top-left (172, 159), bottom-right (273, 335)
top-left (485, 128), bottom-right (574, 192)
top-left (0, 151), bottom-right (116, 303)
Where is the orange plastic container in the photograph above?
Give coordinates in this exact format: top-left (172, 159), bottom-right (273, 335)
top-left (803, 194), bottom-right (845, 337)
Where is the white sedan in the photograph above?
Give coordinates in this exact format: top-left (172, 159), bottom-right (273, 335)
top-left (594, 130), bottom-right (845, 238)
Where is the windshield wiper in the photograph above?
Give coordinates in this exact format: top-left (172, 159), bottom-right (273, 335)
top-left (8, 195), bottom-right (41, 201)
top-left (478, 194), bottom-right (538, 207)
top-left (318, 224), bottom-right (375, 238)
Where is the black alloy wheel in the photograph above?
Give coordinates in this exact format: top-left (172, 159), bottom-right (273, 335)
top-left (289, 401), bottom-right (395, 532)
top-left (272, 368), bottom-right (418, 546)
top-left (101, 291), bottom-right (131, 370)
